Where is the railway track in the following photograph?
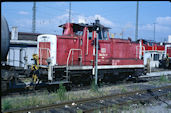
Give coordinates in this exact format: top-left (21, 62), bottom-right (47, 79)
top-left (4, 85), bottom-right (171, 113)
top-left (2, 73), bottom-right (171, 97)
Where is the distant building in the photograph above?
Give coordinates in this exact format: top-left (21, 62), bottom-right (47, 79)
top-left (7, 30), bottom-right (42, 68)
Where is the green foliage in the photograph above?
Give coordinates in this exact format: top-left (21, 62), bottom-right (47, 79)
top-left (111, 104), bottom-right (119, 113)
top-left (2, 99), bottom-right (12, 111)
top-left (57, 84), bottom-right (67, 101)
top-left (119, 85), bottom-right (127, 93)
top-left (76, 109), bottom-right (83, 113)
top-left (160, 75), bottom-right (169, 83)
top-left (90, 80), bottom-right (99, 93)
top-left (132, 86), bottom-right (139, 91)
top-left (167, 92), bottom-right (171, 99)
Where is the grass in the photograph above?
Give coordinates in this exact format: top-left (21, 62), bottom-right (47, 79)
top-left (167, 92), bottom-right (171, 100)
top-left (2, 84), bottom-right (68, 111)
top-left (159, 75), bottom-right (169, 83)
top-left (90, 80), bottom-right (99, 93)
top-left (2, 99), bottom-right (12, 111)
top-left (1, 82), bottom-right (106, 112)
top-left (76, 109), bottom-right (83, 113)
top-left (2, 77), bottom-right (171, 112)
top-left (56, 84), bottom-right (67, 101)
top-left (148, 74), bottom-right (171, 86)
top-left (111, 104), bottom-right (119, 113)
top-left (89, 80), bottom-right (105, 97)
top-left (132, 86), bottom-right (139, 91)
top-left (119, 85), bottom-right (127, 93)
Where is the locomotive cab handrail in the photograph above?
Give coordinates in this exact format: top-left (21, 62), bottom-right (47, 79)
top-left (66, 49), bottom-right (82, 81)
top-left (136, 46), bottom-right (145, 59)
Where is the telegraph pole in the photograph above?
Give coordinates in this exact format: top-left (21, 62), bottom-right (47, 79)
top-left (135, 1), bottom-right (139, 41)
top-left (32, 2), bottom-right (36, 33)
top-left (69, 2), bottom-right (71, 23)
top-left (122, 29), bottom-right (124, 39)
top-left (153, 23), bottom-right (156, 41)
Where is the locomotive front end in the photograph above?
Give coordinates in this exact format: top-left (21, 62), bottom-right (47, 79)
top-left (37, 34), bottom-right (57, 66)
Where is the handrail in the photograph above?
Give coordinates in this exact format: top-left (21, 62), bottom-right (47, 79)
top-left (66, 49), bottom-right (82, 81)
top-left (142, 46), bottom-right (145, 58)
top-left (136, 45), bottom-right (145, 59)
top-left (86, 30), bottom-right (89, 55)
top-left (136, 46), bottom-right (139, 59)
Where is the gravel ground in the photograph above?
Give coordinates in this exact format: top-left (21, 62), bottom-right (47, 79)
top-left (120, 99), bottom-right (171, 113)
top-left (145, 70), bottom-right (171, 77)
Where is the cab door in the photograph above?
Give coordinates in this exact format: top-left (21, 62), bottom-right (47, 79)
top-left (39, 42), bottom-right (50, 65)
top-left (84, 29), bottom-right (111, 65)
top-left (98, 40), bottom-right (111, 65)
top-left (94, 29), bottom-right (111, 65)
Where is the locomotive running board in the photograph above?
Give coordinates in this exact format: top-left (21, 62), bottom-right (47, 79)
top-left (66, 65), bottom-right (144, 70)
top-left (40, 65), bottom-right (144, 70)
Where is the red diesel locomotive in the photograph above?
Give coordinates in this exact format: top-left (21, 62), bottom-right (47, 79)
top-left (138, 39), bottom-right (165, 68)
top-left (159, 36), bottom-right (171, 68)
top-left (37, 20), bottom-right (145, 84)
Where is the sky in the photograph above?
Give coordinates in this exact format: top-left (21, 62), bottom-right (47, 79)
top-left (1, 1), bottom-right (171, 42)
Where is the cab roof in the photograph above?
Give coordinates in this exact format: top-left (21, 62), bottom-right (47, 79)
top-left (59, 22), bottom-right (111, 32)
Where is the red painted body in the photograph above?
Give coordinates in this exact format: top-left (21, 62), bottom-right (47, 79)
top-left (39, 42), bottom-right (50, 65)
top-left (54, 37), bottom-right (143, 66)
top-left (167, 47), bottom-right (171, 58)
top-left (111, 39), bottom-right (142, 65)
top-left (143, 44), bottom-right (165, 51)
top-left (56, 36), bottom-right (80, 65)
top-left (38, 22), bottom-right (144, 68)
top-left (141, 40), bottom-right (165, 52)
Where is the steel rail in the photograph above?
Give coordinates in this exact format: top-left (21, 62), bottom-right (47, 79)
top-left (84, 87), bottom-right (170, 113)
top-left (4, 85), bottom-right (171, 113)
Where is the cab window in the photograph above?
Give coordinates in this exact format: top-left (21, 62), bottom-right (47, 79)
top-left (98, 30), bottom-right (102, 40)
top-left (103, 30), bottom-right (108, 40)
top-left (153, 54), bottom-right (159, 61)
top-left (75, 30), bottom-right (83, 36)
top-left (98, 28), bottom-right (108, 40)
top-left (88, 31), bottom-right (92, 39)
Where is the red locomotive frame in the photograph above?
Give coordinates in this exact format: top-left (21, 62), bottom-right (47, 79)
top-left (37, 20), bottom-right (145, 84)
